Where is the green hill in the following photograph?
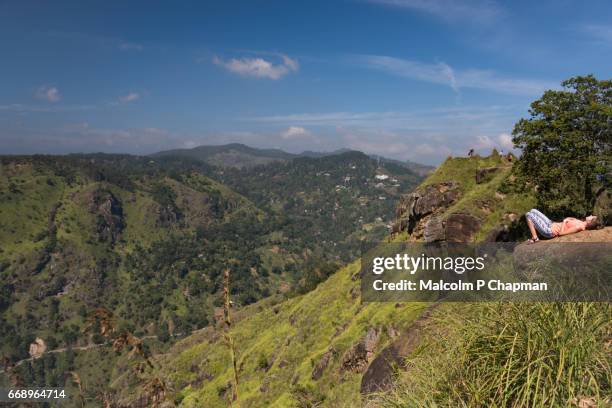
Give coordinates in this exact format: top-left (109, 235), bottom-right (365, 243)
top-left (0, 154), bottom-right (264, 362)
top-left (133, 152), bottom-right (539, 407)
top-left (0, 151), bottom-right (424, 401)
top-left (152, 143), bottom-right (296, 169)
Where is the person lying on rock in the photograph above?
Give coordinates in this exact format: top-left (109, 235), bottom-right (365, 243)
top-left (525, 208), bottom-right (598, 244)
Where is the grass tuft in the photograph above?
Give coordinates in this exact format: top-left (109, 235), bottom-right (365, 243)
top-left (377, 302), bottom-right (611, 407)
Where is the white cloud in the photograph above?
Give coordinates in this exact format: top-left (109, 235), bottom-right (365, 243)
top-left (498, 132), bottom-right (514, 150)
top-left (474, 135), bottom-right (495, 150)
top-left (471, 133), bottom-right (516, 154)
top-left (118, 41), bottom-right (143, 51)
top-left (34, 85), bottom-right (61, 102)
top-left (118, 92), bottom-right (140, 103)
top-left (213, 54), bottom-right (299, 80)
top-left (581, 24), bottom-right (612, 44)
top-left (355, 55), bottom-right (556, 96)
top-left (281, 126), bottom-right (310, 139)
top-left (367, 0), bottom-right (502, 23)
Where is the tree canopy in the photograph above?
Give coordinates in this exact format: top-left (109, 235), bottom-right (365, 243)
top-left (512, 75), bottom-right (611, 218)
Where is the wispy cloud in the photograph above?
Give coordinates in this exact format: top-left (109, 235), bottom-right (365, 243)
top-left (0, 104), bottom-right (95, 113)
top-left (213, 54), bottom-right (299, 79)
top-left (118, 92), bottom-right (140, 103)
top-left (581, 24), bottom-right (612, 45)
top-left (366, 0), bottom-right (502, 23)
top-left (34, 85), bottom-right (61, 102)
top-left (118, 41), bottom-right (143, 51)
top-left (251, 105), bottom-right (520, 127)
top-left (243, 104), bottom-right (524, 163)
top-left (354, 55), bottom-right (556, 95)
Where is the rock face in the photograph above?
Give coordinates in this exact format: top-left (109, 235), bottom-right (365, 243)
top-left (361, 309), bottom-right (433, 394)
top-left (423, 216), bottom-right (445, 242)
top-left (445, 213), bottom-right (481, 242)
top-left (393, 182), bottom-right (489, 242)
top-left (340, 328), bottom-right (380, 373)
top-left (88, 189), bottom-right (125, 243)
top-left (395, 182), bottom-right (460, 237)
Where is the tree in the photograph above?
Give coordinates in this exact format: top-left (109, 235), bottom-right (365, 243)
top-left (512, 75), bottom-right (611, 217)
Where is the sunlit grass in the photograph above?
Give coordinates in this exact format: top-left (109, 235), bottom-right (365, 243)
top-left (376, 302), bottom-right (611, 407)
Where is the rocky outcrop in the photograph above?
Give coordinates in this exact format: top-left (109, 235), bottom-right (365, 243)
top-left (340, 328), bottom-right (380, 373)
top-left (393, 182), bottom-right (489, 242)
top-left (88, 189), bottom-right (125, 244)
top-left (395, 182), bottom-right (460, 237)
top-left (361, 308), bottom-right (434, 394)
top-left (513, 227), bottom-right (612, 272)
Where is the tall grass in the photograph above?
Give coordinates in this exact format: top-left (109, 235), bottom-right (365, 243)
top-left (377, 302), bottom-right (611, 407)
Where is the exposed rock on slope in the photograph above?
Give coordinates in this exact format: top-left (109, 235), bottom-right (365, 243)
top-left (395, 182), bottom-right (460, 239)
top-left (514, 227), bottom-right (612, 271)
top-left (393, 155), bottom-right (529, 243)
top-left (88, 188), bottom-right (125, 244)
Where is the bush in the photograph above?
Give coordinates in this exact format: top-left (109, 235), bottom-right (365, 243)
top-left (512, 75), bottom-right (611, 218)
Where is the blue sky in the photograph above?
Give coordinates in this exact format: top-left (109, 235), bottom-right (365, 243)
top-left (1, 0), bottom-right (610, 164)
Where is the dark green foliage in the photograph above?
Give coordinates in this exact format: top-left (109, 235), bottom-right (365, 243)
top-left (512, 75), bottom-right (611, 218)
top-left (293, 259), bottom-right (339, 295)
top-left (0, 150), bottom-right (423, 398)
top-left (215, 151), bottom-right (422, 263)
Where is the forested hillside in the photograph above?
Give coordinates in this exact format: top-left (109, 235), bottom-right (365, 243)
top-left (0, 151), bottom-right (423, 392)
top-left (137, 152), bottom-right (608, 408)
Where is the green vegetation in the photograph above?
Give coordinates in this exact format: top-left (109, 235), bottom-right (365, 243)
top-left (2, 75), bottom-right (610, 406)
top-left (157, 259), bottom-right (426, 407)
top-left (377, 302), bottom-right (611, 407)
top-left (0, 151), bottom-right (423, 401)
top-left (512, 75), bottom-right (611, 219)
top-left (419, 152), bottom-right (536, 241)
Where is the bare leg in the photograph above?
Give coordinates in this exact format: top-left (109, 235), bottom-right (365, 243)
top-left (526, 218), bottom-right (539, 240)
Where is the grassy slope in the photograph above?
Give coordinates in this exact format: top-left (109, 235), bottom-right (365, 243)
top-left (158, 154), bottom-right (534, 407)
top-left (161, 245), bottom-right (426, 407)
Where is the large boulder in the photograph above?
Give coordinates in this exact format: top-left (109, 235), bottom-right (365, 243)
top-left (28, 337), bottom-right (47, 359)
top-left (513, 227), bottom-right (612, 271)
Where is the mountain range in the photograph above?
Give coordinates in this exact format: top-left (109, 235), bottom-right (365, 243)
top-left (152, 143), bottom-right (434, 175)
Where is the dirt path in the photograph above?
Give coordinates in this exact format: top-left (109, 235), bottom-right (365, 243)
top-left (0, 331), bottom-right (197, 375)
